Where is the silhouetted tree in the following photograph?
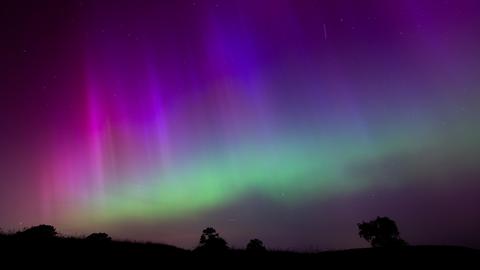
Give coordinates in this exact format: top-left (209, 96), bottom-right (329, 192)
top-left (357, 216), bottom-right (407, 247)
top-left (86, 232), bottom-right (112, 242)
top-left (195, 227), bottom-right (228, 252)
top-left (16, 224), bottom-right (57, 239)
top-left (246, 238), bottom-right (266, 252)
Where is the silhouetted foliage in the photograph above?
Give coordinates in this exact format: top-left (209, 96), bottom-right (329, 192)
top-left (246, 238), bottom-right (267, 252)
top-left (0, 223), bottom-right (478, 267)
top-left (16, 224), bottom-right (57, 239)
top-left (195, 227), bottom-right (228, 252)
top-left (86, 232), bottom-right (112, 242)
top-left (358, 216), bottom-right (407, 247)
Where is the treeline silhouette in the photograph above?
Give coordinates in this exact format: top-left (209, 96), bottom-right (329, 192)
top-left (0, 216), bottom-right (478, 267)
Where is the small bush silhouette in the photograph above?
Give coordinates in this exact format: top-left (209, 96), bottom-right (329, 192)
top-left (358, 216), bottom-right (407, 247)
top-left (86, 232), bottom-right (112, 241)
top-left (195, 227), bottom-right (228, 252)
top-left (246, 238), bottom-right (267, 252)
top-left (16, 224), bottom-right (57, 239)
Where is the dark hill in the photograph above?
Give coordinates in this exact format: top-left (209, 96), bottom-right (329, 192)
top-left (0, 233), bottom-right (478, 268)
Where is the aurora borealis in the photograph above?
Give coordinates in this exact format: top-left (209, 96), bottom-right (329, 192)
top-left (1, 0), bottom-right (480, 249)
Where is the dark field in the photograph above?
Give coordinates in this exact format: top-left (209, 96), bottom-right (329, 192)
top-left (0, 234), bottom-right (478, 268)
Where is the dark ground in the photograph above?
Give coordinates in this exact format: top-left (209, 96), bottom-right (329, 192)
top-left (0, 234), bottom-right (479, 268)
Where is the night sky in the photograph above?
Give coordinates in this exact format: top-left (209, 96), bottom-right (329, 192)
top-left (1, 0), bottom-right (480, 250)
